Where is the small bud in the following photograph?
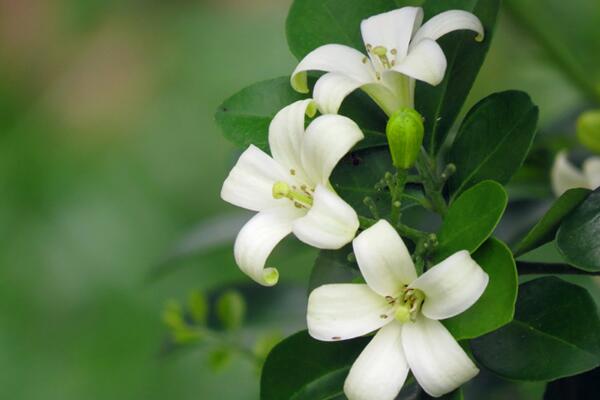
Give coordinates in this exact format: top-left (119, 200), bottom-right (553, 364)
top-left (386, 108), bottom-right (424, 169)
top-left (216, 290), bottom-right (246, 331)
top-left (188, 290), bottom-right (208, 325)
top-left (577, 110), bottom-right (600, 153)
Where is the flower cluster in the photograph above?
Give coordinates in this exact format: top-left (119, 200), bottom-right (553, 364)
top-left (221, 6), bottom-right (489, 399)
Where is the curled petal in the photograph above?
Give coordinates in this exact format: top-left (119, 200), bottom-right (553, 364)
top-left (307, 284), bottom-right (394, 341)
top-left (291, 44), bottom-right (375, 93)
top-left (402, 316), bottom-right (479, 397)
top-left (393, 39), bottom-right (447, 86)
top-left (411, 10), bottom-right (484, 47)
top-left (292, 185), bottom-right (359, 249)
top-left (344, 322), bottom-right (409, 400)
top-left (221, 145), bottom-right (290, 211)
top-left (583, 156), bottom-right (600, 190)
top-left (313, 72), bottom-right (364, 114)
top-left (234, 207), bottom-right (305, 286)
top-left (301, 115), bottom-right (364, 185)
top-left (551, 151), bottom-right (589, 196)
top-left (269, 99), bottom-right (316, 179)
top-left (353, 220), bottom-right (417, 297)
top-left (361, 7), bottom-right (424, 65)
top-left (410, 250), bottom-right (488, 320)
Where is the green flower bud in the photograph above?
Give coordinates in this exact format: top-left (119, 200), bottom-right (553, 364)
top-left (577, 110), bottom-right (600, 154)
top-left (216, 290), bottom-right (246, 331)
top-left (386, 108), bottom-right (424, 169)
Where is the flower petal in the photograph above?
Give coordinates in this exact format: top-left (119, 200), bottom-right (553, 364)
top-left (291, 44), bottom-right (375, 93)
top-left (221, 145), bottom-right (290, 211)
top-left (313, 72), bottom-right (364, 114)
top-left (292, 185), bottom-right (359, 249)
top-left (344, 322), bottom-right (409, 400)
top-left (234, 207), bottom-right (305, 286)
top-left (360, 7), bottom-right (424, 64)
top-left (301, 115), bottom-right (364, 185)
top-left (353, 220), bottom-right (417, 297)
top-left (411, 10), bottom-right (484, 47)
top-left (307, 283), bottom-right (394, 341)
top-left (583, 156), bottom-right (600, 190)
top-left (410, 250), bottom-right (488, 320)
top-left (402, 316), bottom-right (479, 397)
top-left (551, 151), bottom-right (589, 196)
top-left (268, 99), bottom-right (316, 180)
top-left (393, 39), bottom-right (447, 86)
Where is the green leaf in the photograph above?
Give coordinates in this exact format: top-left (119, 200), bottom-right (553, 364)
top-left (513, 188), bottom-right (591, 257)
top-left (286, 0), bottom-right (417, 60)
top-left (544, 367), bottom-right (600, 400)
top-left (556, 188), bottom-right (600, 272)
top-left (417, 0), bottom-right (500, 154)
top-left (260, 330), bottom-right (369, 400)
top-left (577, 110), bottom-right (600, 153)
top-left (420, 388), bottom-right (464, 400)
top-left (215, 77), bottom-right (387, 152)
top-left (447, 91), bottom-right (539, 197)
top-left (308, 247), bottom-right (362, 292)
top-left (434, 180), bottom-right (507, 263)
top-left (443, 238), bottom-right (517, 340)
top-left (505, 0), bottom-right (600, 103)
top-left (471, 277), bottom-right (600, 381)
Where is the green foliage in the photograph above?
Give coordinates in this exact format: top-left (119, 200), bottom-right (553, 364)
top-left (471, 277), bottom-right (600, 381)
top-left (216, 290), bottom-right (247, 331)
top-left (443, 238), bottom-right (517, 340)
top-left (556, 189), bottom-right (600, 272)
top-left (260, 330), bottom-right (369, 400)
top-left (215, 77), bottom-right (388, 153)
top-left (577, 110), bottom-right (600, 153)
top-left (543, 367), bottom-right (600, 399)
top-left (513, 188), bottom-right (591, 257)
top-left (434, 180), bottom-right (507, 262)
top-left (188, 290), bottom-right (209, 325)
top-left (417, 0), bottom-right (500, 154)
top-left (308, 246), bottom-right (362, 292)
top-left (447, 91), bottom-right (539, 197)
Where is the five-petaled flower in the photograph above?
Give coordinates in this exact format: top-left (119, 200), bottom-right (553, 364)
top-left (551, 151), bottom-right (600, 196)
top-left (221, 99), bottom-right (363, 286)
top-left (307, 220), bottom-right (489, 399)
top-left (291, 7), bottom-right (484, 116)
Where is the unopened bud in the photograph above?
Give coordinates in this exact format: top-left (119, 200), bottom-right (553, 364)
top-left (386, 108), bottom-right (424, 169)
top-left (577, 110), bottom-right (600, 153)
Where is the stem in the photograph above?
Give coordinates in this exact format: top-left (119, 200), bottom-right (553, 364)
top-left (415, 149), bottom-right (448, 216)
top-left (359, 215), bottom-right (377, 229)
top-left (396, 223), bottom-right (428, 242)
top-left (389, 169), bottom-right (408, 225)
top-left (517, 261), bottom-right (600, 276)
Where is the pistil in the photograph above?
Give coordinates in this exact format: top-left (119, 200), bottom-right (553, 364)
top-left (272, 181), bottom-right (313, 208)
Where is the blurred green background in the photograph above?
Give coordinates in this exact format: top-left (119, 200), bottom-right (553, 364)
top-left (0, 0), bottom-right (595, 399)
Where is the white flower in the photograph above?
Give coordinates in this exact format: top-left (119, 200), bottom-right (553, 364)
top-left (551, 151), bottom-right (600, 196)
top-left (291, 7), bottom-right (484, 116)
top-left (307, 220), bottom-right (489, 399)
top-left (221, 99), bottom-right (363, 286)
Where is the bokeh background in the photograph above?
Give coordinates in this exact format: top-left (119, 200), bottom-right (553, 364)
top-left (0, 0), bottom-right (596, 399)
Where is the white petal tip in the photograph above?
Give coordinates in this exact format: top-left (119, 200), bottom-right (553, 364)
top-left (291, 72), bottom-right (309, 93)
top-left (262, 267), bottom-right (279, 286)
top-left (475, 33), bottom-right (485, 42)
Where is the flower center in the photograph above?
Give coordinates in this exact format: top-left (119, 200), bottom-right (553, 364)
top-left (392, 287), bottom-right (425, 323)
top-left (272, 181), bottom-right (314, 209)
top-left (366, 44), bottom-right (397, 72)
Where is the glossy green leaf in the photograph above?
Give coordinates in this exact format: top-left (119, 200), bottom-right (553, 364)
top-left (471, 277), bottom-right (600, 381)
top-left (443, 238), bottom-right (517, 340)
top-left (260, 330), bottom-right (369, 400)
top-left (417, 0), bottom-right (500, 154)
top-left (434, 180), bottom-right (507, 263)
top-left (513, 188), bottom-right (591, 257)
top-left (556, 188), bottom-right (600, 272)
top-left (215, 77), bottom-right (387, 152)
top-left (447, 91), bottom-right (539, 197)
top-left (505, 0), bottom-right (600, 103)
top-left (286, 0), bottom-right (421, 60)
top-left (308, 247), bottom-right (362, 292)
